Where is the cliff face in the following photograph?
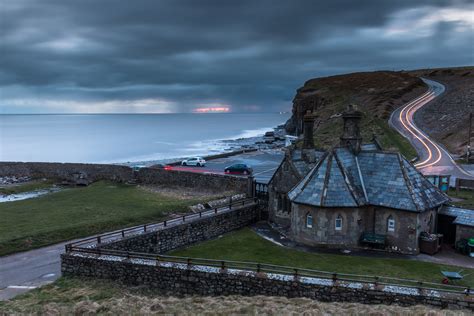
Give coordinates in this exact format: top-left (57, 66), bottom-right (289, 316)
top-left (285, 71), bottom-right (426, 155)
top-left (410, 67), bottom-right (474, 155)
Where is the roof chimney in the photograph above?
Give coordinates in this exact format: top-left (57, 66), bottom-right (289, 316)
top-left (303, 110), bottom-right (316, 149)
top-left (340, 104), bottom-right (363, 154)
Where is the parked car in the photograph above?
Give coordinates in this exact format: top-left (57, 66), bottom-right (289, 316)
top-left (181, 157), bottom-right (206, 167)
top-left (224, 163), bottom-right (253, 175)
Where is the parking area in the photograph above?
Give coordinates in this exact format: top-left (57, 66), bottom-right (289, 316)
top-left (170, 150), bottom-right (284, 184)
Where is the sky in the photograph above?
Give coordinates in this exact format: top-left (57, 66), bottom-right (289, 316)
top-left (1, 0), bottom-right (473, 114)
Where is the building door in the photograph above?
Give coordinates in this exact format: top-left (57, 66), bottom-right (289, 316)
top-left (437, 214), bottom-right (456, 244)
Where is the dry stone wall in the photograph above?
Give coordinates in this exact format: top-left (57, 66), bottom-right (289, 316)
top-left (0, 162), bottom-right (249, 193)
top-left (61, 254), bottom-right (473, 310)
top-left (101, 205), bottom-right (259, 254)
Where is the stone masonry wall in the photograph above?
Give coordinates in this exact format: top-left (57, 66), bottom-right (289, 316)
top-left (101, 206), bottom-right (259, 254)
top-left (0, 162), bottom-right (248, 193)
top-left (61, 254), bottom-right (473, 310)
top-left (136, 168), bottom-right (248, 193)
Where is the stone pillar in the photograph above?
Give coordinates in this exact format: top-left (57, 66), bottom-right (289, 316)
top-left (303, 110), bottom-right (316, 149)
top-left (340, 104), bottom-right (363, 154)
top-left (247, 175), bottom-right (255, 198)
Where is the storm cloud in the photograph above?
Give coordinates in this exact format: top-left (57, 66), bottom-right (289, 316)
top-left (1, 0), bottom-right (473, 113)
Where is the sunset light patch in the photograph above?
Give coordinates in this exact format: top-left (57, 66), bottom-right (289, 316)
top-left (193, 106), bottom-right (230, 113)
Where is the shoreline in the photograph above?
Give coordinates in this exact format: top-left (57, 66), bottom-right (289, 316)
top-left (119, 125), bottom-right (289, 167)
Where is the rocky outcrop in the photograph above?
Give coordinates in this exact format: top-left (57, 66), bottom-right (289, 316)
top-left (411, 67), bottom-right (474, 155)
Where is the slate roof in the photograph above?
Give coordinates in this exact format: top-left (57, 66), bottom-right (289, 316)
top-left (439, 206), bottom-right (474, 227)
top-left (290, 149), bottom-right (325, 177)
top-left (288, 147), bottom-right (449, 212)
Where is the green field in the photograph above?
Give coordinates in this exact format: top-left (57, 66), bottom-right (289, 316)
top-left (170, 228), bottom-right (474, 287)
top-left (448, 189), bottom-right (474, 209)
top-left (0, 181), bottom-right (202, 256)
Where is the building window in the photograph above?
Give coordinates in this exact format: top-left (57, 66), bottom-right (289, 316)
top-left (387, 216), bottom-right (395, 232)
top-left (335, 215), bottom-right (342, 231)
top-left (306, 214), bottom-right (313, 228)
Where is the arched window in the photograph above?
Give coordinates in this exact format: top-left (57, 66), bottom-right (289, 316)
top-left (335, 215), bottom-right (342, 231)
top-left (387, 215), bottom-right (395, 232)
top-left (306, 213), bottom-right (313, 228)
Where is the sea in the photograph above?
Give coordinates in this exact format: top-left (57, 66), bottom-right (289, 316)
top-left (0, 113), bottom-right (290, 164)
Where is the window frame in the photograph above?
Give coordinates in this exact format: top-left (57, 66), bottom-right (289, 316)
top-left (335, 216), bottom-right (342, 231)
top-left (387, 217), bottom-right (395, 232)
top-left (306, 213), bottom-right (313, 228)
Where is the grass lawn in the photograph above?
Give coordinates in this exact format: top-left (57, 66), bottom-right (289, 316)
top-left (448, 189), bottom-right (474, 209)
top-left (0, 181), bottom-right (203, 256)
top-left (170, 227), bottom-right (474, 287)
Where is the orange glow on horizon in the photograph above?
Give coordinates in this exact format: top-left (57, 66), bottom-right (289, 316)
top-left (193, 107), bottom-right (230, 113)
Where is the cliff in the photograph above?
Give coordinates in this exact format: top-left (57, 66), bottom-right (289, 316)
top-left (285, 71), bottom-right (426, 158)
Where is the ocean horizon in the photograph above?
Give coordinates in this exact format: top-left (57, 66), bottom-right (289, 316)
top-left (0, 113), bottom-right (290, 164)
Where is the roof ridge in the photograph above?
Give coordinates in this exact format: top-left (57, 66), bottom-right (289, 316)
top-left (397, 153), bottom-right (421, 212)
top-left (333, 150), bottom-right (363, 206)
top-left (289, 151), bottom-right (329, 201)
top-left (320, 151), bottom-right (333, 206)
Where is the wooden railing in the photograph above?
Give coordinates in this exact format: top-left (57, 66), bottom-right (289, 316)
top-left (66, 197), bottom-right (258, 249)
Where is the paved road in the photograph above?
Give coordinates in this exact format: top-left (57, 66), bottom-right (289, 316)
top-left (171, 149), bottom-right (284, 184)
top-left (0, 242), bottom-right (65, 300)
top-left (390, 78), bottom-right (474, 182)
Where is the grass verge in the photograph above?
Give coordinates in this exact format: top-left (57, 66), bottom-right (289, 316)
top-left (448, 189), bottom-right (474, 209)
top-left (0, 179), bottom-right (55, 195)
top-left (170, 227), bottom-right (474, 287)
top-left (0, 181), bottom-right (202, 256)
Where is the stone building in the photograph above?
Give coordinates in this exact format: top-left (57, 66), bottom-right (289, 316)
top-left (269, 105), bottom-right (449, 254)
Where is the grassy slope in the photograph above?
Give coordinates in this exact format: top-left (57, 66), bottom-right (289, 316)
top-left (448, 189), bottom-right (474, 209)
top-left (170, 228), bottom-right (474, 287)
top-left (0, 181), bottom-right (200, 256)
top-left (0, 277), bottom-right (457, 314)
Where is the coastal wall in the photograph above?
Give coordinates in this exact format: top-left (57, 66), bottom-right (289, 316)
top-left (61, 254), bottom-right (473, 310)
top-left (0, 162), bottom-right (133, 183)
top-left (0, 162), bottom-right (249, 193)
top-left (101, 205), bottom-right (259, 254)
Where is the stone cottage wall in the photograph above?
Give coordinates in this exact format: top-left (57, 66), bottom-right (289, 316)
top-left (291, 204), bottom-right (423, 254)
top-left (101, 205), bottom-right (259, 254)
top-left (61, 254), bottom-right (473, 311)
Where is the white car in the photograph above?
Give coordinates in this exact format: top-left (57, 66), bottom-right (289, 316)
top-left (181, 157), bottom-right (206, 167)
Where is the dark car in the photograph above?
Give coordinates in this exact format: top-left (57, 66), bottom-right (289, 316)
top-left (224, 163), bottom-right (253, 175)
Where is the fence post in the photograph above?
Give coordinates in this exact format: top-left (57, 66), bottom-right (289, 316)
top-left (144, 224), bottom-right (147, 232)
top-left (332, 273), bottom-right (337, 283)
top-left (294, 268), bottom-right (298, 281)
top-left (374, 276), bottom-right (379, 288)
top-left (164, 220), bottom-right (167, 227)
top-left (97, 236), bottom-right (101, 244)
top-left (121, 230), bottom-right (125, 237)
top-left (215, 208), bottom-right (218, 214)
top-left (187, 258), bottom-right (192, 268)
top-left (199, 212), bottom-right (202, 218)
top-left (418, 281), bottom-right (423, 294)
top-left (257, 263), bottom-right (261, 273)
top-left (466, 287), bottom-right (471, 296)
top-left (183, 215), bottom-right (186, 222)
top-left (221, 261), bottom-right (226, 270)
top-left (156, 256), bottom-right (160, 266)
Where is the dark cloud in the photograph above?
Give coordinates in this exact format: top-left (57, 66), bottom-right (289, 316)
top-left (1, 0), bottom-right (473, 113)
